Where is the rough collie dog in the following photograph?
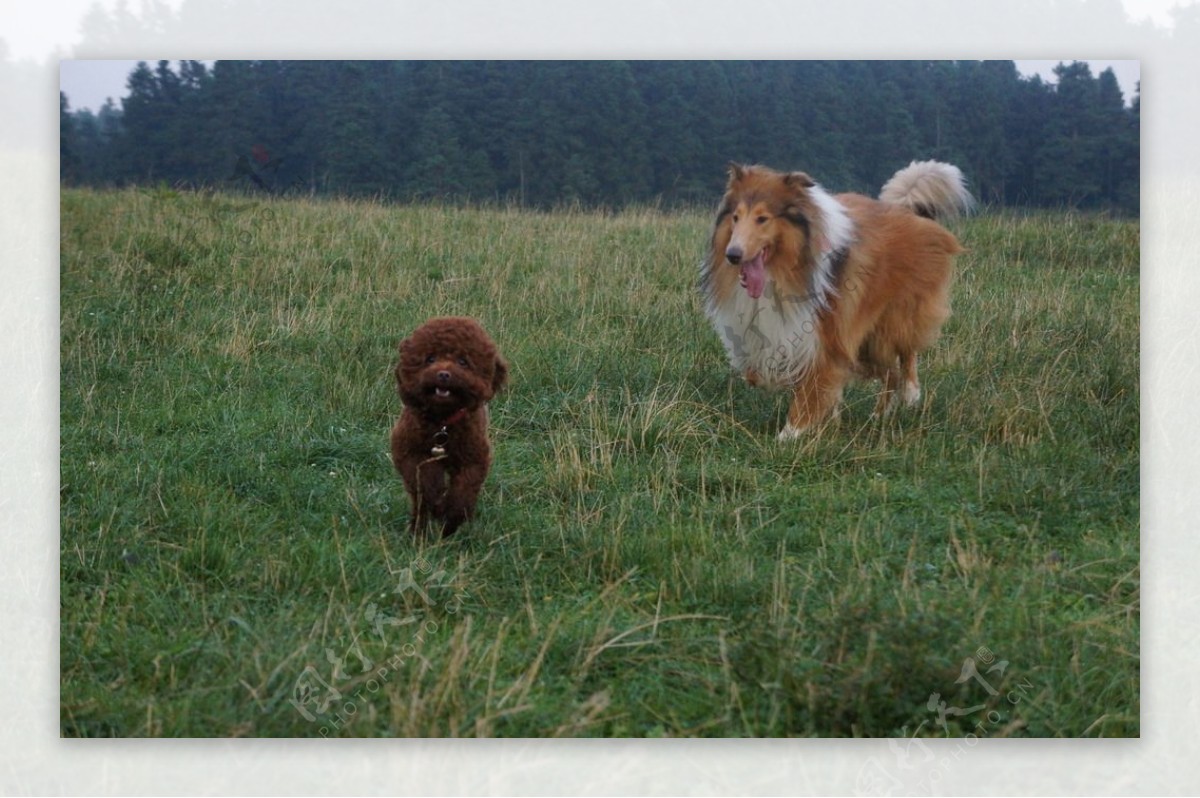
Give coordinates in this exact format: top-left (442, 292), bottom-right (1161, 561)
top-left (700, 160), bottom-right (972, 440)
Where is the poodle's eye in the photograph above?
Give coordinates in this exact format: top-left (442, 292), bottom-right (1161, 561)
top-left (457, 357), bottom-right (470, 368)
top-left (426, 355), bottom-right (436, 364)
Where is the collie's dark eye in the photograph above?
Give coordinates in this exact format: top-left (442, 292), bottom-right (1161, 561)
top-left (732, 214), bottom-right (740, 223)
top-left (756, 215), bottom-right (768, 225)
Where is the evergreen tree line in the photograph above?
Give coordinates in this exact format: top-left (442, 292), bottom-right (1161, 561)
top-left (60, 60), bottom-right (1139, 213)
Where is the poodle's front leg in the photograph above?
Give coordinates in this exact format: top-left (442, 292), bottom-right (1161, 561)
top-left (401, 455), bottom-right (447, 533)
top-left (441, 462), bottom-right (489, 537)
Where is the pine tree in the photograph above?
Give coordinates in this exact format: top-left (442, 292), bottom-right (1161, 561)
top-left (1034, 62), bottom-right (1104, 207)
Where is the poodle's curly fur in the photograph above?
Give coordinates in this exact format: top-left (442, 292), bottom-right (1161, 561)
top-left (390, 317), bottom-right (508, 537)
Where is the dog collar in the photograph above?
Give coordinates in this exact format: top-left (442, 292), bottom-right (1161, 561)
top-left (442, 408), bottom-right (469, 426)
top-left (430, 408), bottom-right (470, 456)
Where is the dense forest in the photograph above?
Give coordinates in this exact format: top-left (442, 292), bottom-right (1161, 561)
top-left (60, 60), bottom-right (1139, 212)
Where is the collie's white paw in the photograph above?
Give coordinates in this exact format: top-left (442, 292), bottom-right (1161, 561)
top-left (777, 423), bottom-right (805, 442)
top-left (902, 380), bottom-right (921, 406)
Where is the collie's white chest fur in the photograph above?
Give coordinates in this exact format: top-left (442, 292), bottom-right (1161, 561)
top-left (706, 280), bottom-right (823, 388)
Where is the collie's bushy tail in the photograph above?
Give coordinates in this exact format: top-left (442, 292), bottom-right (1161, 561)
top-left (879, 160), bottom-right (974, 221)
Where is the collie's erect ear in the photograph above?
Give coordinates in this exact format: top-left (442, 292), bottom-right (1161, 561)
top-left (726, 162), bottom-right (747, 184)
top-left (784, 172), bottom-right (815, 191)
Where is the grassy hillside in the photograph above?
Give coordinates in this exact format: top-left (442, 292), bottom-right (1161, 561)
top-left (59, 187), bottom-right (1138, 737)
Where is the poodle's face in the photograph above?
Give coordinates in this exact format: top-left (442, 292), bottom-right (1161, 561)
top-left (396, 317), bottom-right (508, 416)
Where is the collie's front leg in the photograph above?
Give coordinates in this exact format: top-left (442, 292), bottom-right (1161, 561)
top-left (873, 353), bottom-right (922, 418)
top-left (900, 351), bottom-right (921, 407)
top-left (778, 362), bottom-right (847, 441)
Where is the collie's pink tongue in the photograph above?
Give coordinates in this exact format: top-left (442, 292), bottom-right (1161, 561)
top-left (739, 250), bottom-right (767, 299)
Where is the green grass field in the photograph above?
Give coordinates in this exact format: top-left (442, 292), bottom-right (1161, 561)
top-left (59, 187), bottom-right (1138, 737)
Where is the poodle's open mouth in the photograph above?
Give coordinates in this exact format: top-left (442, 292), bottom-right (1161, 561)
top-left (426, 383), bottom-right (463, 402)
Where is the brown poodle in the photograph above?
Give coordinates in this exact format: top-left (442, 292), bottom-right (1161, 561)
top-left (390, 317), bottom-right (508, 537)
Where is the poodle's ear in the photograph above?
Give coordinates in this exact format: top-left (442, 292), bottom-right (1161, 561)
top-left (491, 354), bottom-right (509, 396)
top-left (393, 361), bottom-right (409, 401)
top-left (395, 338), bottom-right (415, 400)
